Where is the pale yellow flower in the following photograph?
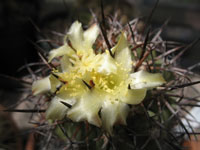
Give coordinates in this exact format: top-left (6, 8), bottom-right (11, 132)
top-left (32, 21), bottom-right (166, 134)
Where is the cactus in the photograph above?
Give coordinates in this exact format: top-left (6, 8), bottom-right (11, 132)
top-left (4, 2), bottom-right (200, 150)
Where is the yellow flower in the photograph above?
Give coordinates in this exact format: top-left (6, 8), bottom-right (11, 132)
top-left (32, 21), bottom-right (166, 134)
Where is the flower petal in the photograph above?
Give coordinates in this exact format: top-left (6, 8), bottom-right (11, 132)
top-left (97, 51), bottom-right (117, 74)
top-left (48, 44), bottom-right (75, 62)
top-left (83, 23), bottom-right (99, 49)
top-left (121, 89), bottom-right (147, 105)
top-left (56, 75), bottom-right (87, 99)
top-left (111, 32), bottom-right (132, 71)
top-left (60, 55), bottom-right (72, 72)
top-left (67, 21), bottom-right (84, 51)
top-left (32, 77), bottom-right (51, 95)
top-left (49, 75), bottom-right (62, 93)
top-left (67, 90), bottom-right (102, 127)
top-left (101, 100), bottom-right (130, 134)
top-left (46, 96), bottom-right (75, 120)
top-left (130, 70), bottom-right (166, 89)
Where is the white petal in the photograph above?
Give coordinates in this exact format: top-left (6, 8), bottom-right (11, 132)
top-left (60, 55), bottom-right (72, 72)
top-left (32, 77), bottom-right (51, 95)
top-left (67, 21), bottom-right (84, 51)
top-left (67, 91), bottom-right (102, 127)
top-left (111, 32), bottom-right (132, 71)
top-left (97, 51), bottom-right (117, 75)
top-left (130, 70), bottom-right (166, 89)
top-left (83, 24), bottom-right (99, 49)
top-left (49, 75), bottom-right (62, 93)
top-left (101, 100), bottom-right (130, 134)
top-left (121, 89), bottom-right (147, 105)
top-left (56, 76), bottom-right (87, 100)
top-left (46, 96), bottom-right (76, 120)
top-left (48, 44), bottom-right (75, 62)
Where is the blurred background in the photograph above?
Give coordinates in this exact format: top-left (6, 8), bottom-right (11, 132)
top-left (0, 0), bottom-right (199, 149)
